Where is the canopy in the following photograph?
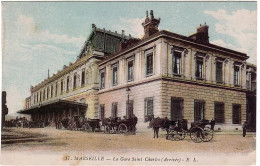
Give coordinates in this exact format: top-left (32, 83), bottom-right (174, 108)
top-left (18, 99), bottom-right (87, 114)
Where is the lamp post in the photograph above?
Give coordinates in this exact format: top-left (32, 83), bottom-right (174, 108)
top-left (126, 87), bottom-right (131, 118)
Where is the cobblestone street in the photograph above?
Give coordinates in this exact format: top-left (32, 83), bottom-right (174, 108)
top-left (1, 127), bottom-right (256, 165)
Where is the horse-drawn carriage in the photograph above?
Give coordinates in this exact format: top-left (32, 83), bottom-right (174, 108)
top-left (5, 118), bottom-right (44, 128)
top-left (167, 119), bottom-right (214, 143)
top-left (101, 116), bottom-right (138, 135)
top-left (145, 115), bottom-right (214, 143)
top-left (27, 120), bottom-right (45, 128)
top-left (57, 115), bottom-right (101, 132)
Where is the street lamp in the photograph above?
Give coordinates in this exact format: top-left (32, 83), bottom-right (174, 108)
top-left (126, 87), bottom-right (131, 118)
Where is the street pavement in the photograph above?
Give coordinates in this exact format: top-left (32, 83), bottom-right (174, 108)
top-left (1, 127), bottom-right (256, 165)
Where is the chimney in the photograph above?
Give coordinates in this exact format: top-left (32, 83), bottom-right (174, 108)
top-left (121, 30), bottom-right (125, 38)
top-left (190, 23), bottom-right (209, 44)
top-left (92, 24), bottom-right (96, 30)
top-left (142, 10), bottom-right (160, 39)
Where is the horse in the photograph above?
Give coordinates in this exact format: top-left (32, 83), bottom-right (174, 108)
top-left (87, 119), bottom-right (101, 132)
top-left (144, 115), bottom-right (172, 138)
top-left (101, 118), bottom-right (110, 132)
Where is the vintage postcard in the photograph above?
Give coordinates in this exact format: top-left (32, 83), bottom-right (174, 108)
top-left (1, 1), bottom-right (257, 165)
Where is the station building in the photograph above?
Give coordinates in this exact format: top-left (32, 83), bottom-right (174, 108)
top-left (98, 11), bottom-right (255, 131)
top-left (19, 11), bottom-right (256, 131)
top-left (19, 24), bottom-right (132, 123)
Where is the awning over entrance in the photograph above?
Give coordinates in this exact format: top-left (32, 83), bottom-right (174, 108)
top-left (18, 99), bottom-right (87, 114)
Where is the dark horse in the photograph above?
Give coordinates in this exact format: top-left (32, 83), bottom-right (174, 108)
top-left (144, 115), bottom-right (172, 138)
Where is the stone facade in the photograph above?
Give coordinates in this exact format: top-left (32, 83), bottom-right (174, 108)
top-left (98, 11), bottom-right (249, 131)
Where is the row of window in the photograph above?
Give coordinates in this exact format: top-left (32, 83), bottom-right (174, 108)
top-left (100, 58), bottom-right (135, 89)
top-left (170, 98), bottom-right (241, 124)
top-left (99, 47), bottom-right (242, 90)
top-left (33, 68), bottom-right (89, 104)
top-left (99, 97), bottom-right (242, 124)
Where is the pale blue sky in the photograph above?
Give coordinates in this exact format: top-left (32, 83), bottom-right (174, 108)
top-left (2, 2), bottom-right (257, 115)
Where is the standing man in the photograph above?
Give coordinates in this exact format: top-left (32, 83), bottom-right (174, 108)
top-left (242, 121), bottom-right (248, 137)
top-left (210, 118), bottom-right (215, 131)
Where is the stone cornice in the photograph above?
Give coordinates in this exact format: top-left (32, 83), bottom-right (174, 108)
top-left (98, 75), bottom-right (247, 94)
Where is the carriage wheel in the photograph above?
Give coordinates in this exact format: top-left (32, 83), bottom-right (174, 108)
top-left (118, 124), bottom-right (127, 134)
top-left (59, 122), bottom-right (63, 129)
top-left (168, 130), bottom-right (180, 141)
top-left (176, 130), bottom-right (186, 140)
top-left (202, 127), bottom-right (214, 142)
top-left (105, 126), bottom-right (111, 134)
top-left (131, 126), bottom-right (137, 135)
top-left (68, 123), bottom-right (73, 130)
top-left (72, 123), bottom-right (77, 131)
top-left (190, 127), bottom-right (204, 143)
top-left (82, 123), bottom-right (91, 132)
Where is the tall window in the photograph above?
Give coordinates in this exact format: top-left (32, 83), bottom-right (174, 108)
top-left (100, 104), bottom-right (105, 120)
top-left (40, 91), bottom-right (42, 102)
top-left (128, 60), bottom-right (134, 81)
top-left (50, 85), bottom-right (53, 98)
top-left (34, 94), bottom-right (36, 104)
top-left (216, 61), bottom-right (223, 83)
top-left (234, 66), bottom-right (239, 85)
top-left (81, 68), bottom-right (85, 86)
top-left (37, 92), bottom-right (39, 103)
top-left (111, 102), bottom-right (118, 118)
top-left (55, 82), bottom-right (58, 96)
top-left (126, 100), bottom-right (134, 119)
top-left (146, 53), bottom-right (153, 76)
top-left (171, 97), bottom-right (183, 121)
top-left (172, 51), bottom-right (182, 75)
top-left (214, 102), bottom-right (224, 123)
top-left (194, 100), bottom-right (205, 121)
top-left (66, 76), bottom-right (70, 92)
top-left (47, 87), bottom-right (49, 99)
top-left (73, 73), bottom-right (77, 90)
top-left (100, 70), bottom-right (105, 89)
top-left (144, 97), bottom-right (154, 116)
top-left (232, 104), bottom-right (241, 124)
top-left (112, 65), bottom-right (118, 86)
top-left (86, 71), bottom-right (89, 84)
top-left (43, 89), bottom-right (46, 101)
top-left (60, 80), bottom-right (63, 94)
top-left (195, 57), bottom-right (203, 79)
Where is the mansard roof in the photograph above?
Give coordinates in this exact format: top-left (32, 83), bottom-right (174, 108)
top-left (31, 24), bottom-right (135, 92)
top-left (77, 24), bottom-right (133, 59)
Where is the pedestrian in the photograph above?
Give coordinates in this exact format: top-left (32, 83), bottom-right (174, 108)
top-left (210, 118), bottom-right (215, 131)
top-left (242, 121), bottom-right (248, 137)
